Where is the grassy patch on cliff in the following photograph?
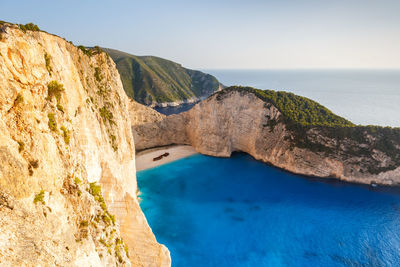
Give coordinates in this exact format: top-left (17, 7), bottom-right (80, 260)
top-left (78, 46), bottom-right (92, 56)
top-left (18, 23), bottom-right (40, 32)
top-left (34, 190), bottom-right (45, 205)
top-left (47, 80), bottom-right (65, 103)
top-left (60, 126), bottom-right (70, 145)
top-left (47, 113), bottom-right (58, 132)
top-left (94, 67), bottom-right (102, 82)
top-left (78, 45), bottom-right (104, 57)
top-left (99, 106), bottom-right (114, 126)
top-left (44, 52), bottom-right (52, 74)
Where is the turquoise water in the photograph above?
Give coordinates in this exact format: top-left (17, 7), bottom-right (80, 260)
top-left (203, 69), bottom-right (400, 127)
top-left (138, 153), bottom-right (400, 267)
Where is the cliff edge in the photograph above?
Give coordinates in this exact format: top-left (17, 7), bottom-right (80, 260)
top-left (0, 23), bottom-right (170, 266)
top-left (133, 86), bottom-right (400, 185)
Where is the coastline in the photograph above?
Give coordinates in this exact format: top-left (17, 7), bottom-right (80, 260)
top-left (149, 97), bottom-right (200, 108)
top-left (148, 84), bottom-right (224, 108)
top-left (136, 145), bottom-right (198, 171)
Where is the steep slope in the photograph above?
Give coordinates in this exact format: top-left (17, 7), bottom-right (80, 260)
top-left (133, 86), bottom-right (400, 185)
top-left (104, 48), bottom-right (222, 106)
top-left (0, 22), bottom-right (170, 266)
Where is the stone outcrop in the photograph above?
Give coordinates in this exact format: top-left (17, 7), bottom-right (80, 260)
top-left (0, 23), bottom-right (170, 266)
top-left (133, 89), bottom-right (400, 185)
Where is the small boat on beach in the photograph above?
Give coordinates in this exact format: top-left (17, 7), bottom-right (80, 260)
top-left (153, 152), bottom-right (170, 161)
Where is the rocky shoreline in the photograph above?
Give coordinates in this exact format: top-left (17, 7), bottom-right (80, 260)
top-left (148, 84), bottom-right (225, 108)
top-left (149, 97), bottom-right (201, 108)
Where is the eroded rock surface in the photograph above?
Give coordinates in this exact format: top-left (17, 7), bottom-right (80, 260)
top-left (0, 23), bottom-right (170, 266)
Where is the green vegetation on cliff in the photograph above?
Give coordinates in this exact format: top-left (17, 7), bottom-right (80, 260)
top-left (47, 80), bottom-right (64, 103)
top-left (103, 48), bottom-right (221, 105)
top-left (78, 45), bottom-right (104, 57)
top-left (217, 86), bottom-right (400, 131)
top-left (217, 86), bottom-right (354, 127)
top-left (0, 21), bottom-right (41, 32)
top-left (216, 86), bottom-right (400, 174)
top-left (18, 23), bottom-right (40, 32)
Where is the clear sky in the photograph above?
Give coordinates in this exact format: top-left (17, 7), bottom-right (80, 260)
top-left (1, 0), bottom-right (400, 69)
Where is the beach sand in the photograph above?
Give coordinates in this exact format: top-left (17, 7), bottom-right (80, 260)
top-left (136, 145), bottom-right (198, 171)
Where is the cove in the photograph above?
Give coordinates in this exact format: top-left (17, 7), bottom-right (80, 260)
top-left (137, 153), bottom-right (400, 266)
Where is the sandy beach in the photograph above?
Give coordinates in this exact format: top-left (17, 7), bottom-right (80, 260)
top-left (136, 145), bottom-right (198, 171)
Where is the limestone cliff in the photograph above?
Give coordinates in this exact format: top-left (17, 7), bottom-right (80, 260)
top-left (0, 23), bottom-right (170, 266)
top-left (133, 87), bottom-right (400, 185)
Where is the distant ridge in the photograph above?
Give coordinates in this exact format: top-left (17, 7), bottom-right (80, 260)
top-left (103, 48), bottom-right (223, 106)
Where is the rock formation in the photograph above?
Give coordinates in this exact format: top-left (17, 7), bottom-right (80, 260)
top-left (133, 87), bottom-right (400, 185)
top-left (0, 23), bottom-right (170, 266)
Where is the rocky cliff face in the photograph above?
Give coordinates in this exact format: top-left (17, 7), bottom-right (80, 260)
top-left (133, 88), bottom-right (400, 185)
top-left (0, 23), bottom-right (170, 266)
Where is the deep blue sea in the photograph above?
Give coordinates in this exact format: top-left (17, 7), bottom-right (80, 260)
top-left (138, 153), bottom-right (400, 267)
top-left (157, 69), bottom-right (400, 127)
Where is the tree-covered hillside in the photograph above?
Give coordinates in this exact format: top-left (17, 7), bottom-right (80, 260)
top-left (103, 48), bottom-right (221, 105)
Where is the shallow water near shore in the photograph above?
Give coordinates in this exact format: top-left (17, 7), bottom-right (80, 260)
top-left (138, 153), bottom-right (400, 266)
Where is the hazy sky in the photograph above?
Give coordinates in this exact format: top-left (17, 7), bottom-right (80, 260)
top-left (2, 0), bottom-right (400, 69)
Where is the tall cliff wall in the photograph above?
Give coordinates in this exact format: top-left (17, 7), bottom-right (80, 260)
top-left (0, 23), bottom-right (169, 266)
top-left (133, 88), bottom-right (400, 185)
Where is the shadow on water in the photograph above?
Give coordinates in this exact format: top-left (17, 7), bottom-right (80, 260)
top-left (230, 151), bottom-right (400, 195)
top-left (143, 152), bottom-right (400, 209)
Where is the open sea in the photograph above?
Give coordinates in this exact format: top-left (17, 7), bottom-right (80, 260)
top-left (138, 153), bottom-right (400, 267)
top-left (157, 69), bottom-right (400, 127)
